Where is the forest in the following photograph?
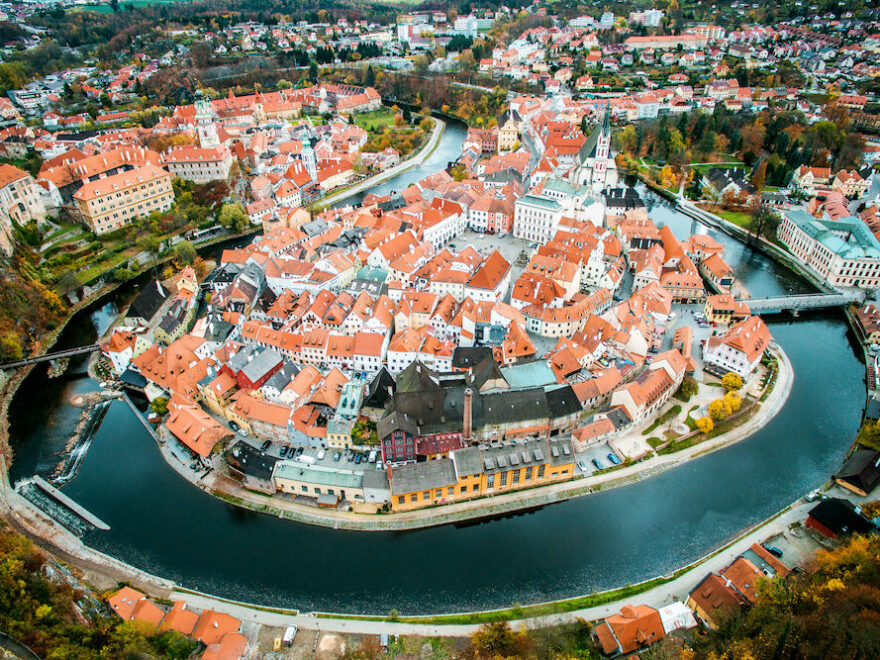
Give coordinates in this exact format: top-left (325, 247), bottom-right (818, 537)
top-left (615, 101), bottom-right (866, 189)
top-left (0, 522), bottom-right (198, 659)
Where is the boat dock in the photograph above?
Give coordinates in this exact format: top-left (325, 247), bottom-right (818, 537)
top-left (21, 476), bottom-right (110, 531)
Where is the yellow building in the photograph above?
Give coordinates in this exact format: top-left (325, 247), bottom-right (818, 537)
top-left (389, 437), bottom-right (576, 512)
top-left (703, 293), bottom-right (750, 325)
top-left (73, 165), bottom-right (174, 235)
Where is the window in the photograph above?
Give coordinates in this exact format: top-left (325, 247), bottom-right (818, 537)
top-left (537, 465), bottom-right (545, 478)
top-left (460, 485), bottom-right (467, 494)
top-left (398, 496), bottom-right (404, 505)
top-left (487, 474), bottom-right (495, 489)
top-left (473, 483), bottom-right (479, 492)
top-left (422, 491), bottom-right (429, 501)
top-left (410, 494), bottom-right (417, 503)
top-left (513, 470), bottom-right (520, 484)
top-left (500, 471), bottom-right (508, 487)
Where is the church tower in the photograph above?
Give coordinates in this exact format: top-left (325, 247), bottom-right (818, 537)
top-left (195, 93), bottom-right (219, 149)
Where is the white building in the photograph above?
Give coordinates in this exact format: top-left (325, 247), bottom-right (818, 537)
top-left (513, 194), bottom-right (564, 243)
top-left (777, 210), bottom-right (880, 289)
top-left (163, 145), bottom-right (233, 182)
top-left (703, 315), bottom-right (771, 378)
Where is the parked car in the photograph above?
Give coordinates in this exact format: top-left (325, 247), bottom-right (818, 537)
top-left (577, 460), bottom-right (589, 472)
top-left (368, 449), bottom-right (378, 463)
top-left (260, 440), bottom-right (271, 452)
top-left (376, 461), bottom-right (384, 470)
top-left (229, 421), bottom-right (239, 432)
top-left (354, 454), bottom-right (362, 464)
top-left (333, 452), bottom-right (342, 462)
top-left (237, 428), bottom-right (249, 437)
top-left (346, 452), bottom-right (354, 462)
top-left (607, 453), bottom-right (621, 465)
top-left (591, 458), bottom-right (603, 470)
top-left (762, 544), bottom-right (784, 558)
top-left (279, 446), bottom-right (288, 457)
top-left (317, 450), bottom-right (325, 460)
top-left (294, 447), bottom-right (304, 458)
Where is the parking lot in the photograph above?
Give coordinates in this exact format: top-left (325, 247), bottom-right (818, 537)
top-left (235, 437), bottom-right (383, 474)
top-left (575, 441), bottom-right (622, 475)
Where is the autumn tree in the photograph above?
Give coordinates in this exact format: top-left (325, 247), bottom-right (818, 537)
top-left (722, 372), bottom-right (743, 392)
top-left (696, 416), bottom-right (714, 434)
top-left (218, 203), bottom-right (250, 232)
top-left (724, 391), bottom-right (742, 414)
top-left (708, 398), bottom-right (729, 421)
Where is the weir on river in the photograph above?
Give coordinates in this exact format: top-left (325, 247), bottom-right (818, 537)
top-left (4, 129), bottom-right (866, 614)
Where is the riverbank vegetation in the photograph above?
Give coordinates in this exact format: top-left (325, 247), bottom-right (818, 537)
top-left (0, 522), bottom-right (198, 659)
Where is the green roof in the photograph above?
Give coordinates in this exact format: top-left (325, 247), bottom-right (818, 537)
top-left (517, 194), bottom-right (562, 211)
top-left (273, 461), bottom-right (363, 489)
top-left (500, 360), bottom-right (558, 390)
top-left (785, 210), bottom-right (880, 260)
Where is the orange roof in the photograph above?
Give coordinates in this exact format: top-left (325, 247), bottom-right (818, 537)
top-left (721, 556), bottom-right (763, 603)
top-left (159, 600), bottom-right (199, 636)
top-left (129, 599), bottom-right (165, 629)
top-left (192, 610), bottom-right (241, 646)
top-left (108, 587), bottom-right (146, 620)
top-left (595, 604), bottom-right (665, 655)
top-left (73, 165), bottom-right (170, 202)
top-left (468, 250), bottom-right (511, 291)
top-left (707, 315), bottom-right (771, 363)
top-left (165, 402), bottom-right (230, 457)
top-left (0, 163), bottom-right (29, 188)
top-left (202, 632), bottom-right (248, 660)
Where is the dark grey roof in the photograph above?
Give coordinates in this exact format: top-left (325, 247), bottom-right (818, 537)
top-left (240, 348), bottom-right (283, 383)
top-left (263, 359), bottom-right (299, 391)
top-left (451, 446), bottom-right (482, 477)
top-left (395, 361), bottom-right (443, 393)
top-left (577, 104), bottom-right (610, 164)
top-left (482, 167), bottom-right (523, 185)
top-left (808, 498), bottom-right (876, 535)
top-left (389, 458), bottom-right (458, 494)
top-left (119, 368), bottom-right (147, 388)
top-left (546, 385), bottom-right (582, 418)
top-left (127, 280), bottom-right (168, 322)
top-left (362, 467), bottom-right (390, 491)
top-left (481, 388), bottom-right (548, 427)
top-left (226, 441), bottom-right (278, 481)
top-left (364, 368), bottom-right (395, 410)
top-left (452, 347), bottom-right (494, 369)
top-left (835, 450), bottom-right (880, 495)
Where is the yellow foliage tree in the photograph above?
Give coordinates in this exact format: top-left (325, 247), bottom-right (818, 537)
top-left (722, 372), bottom-right (743, 391)
top-left (708, 398), bottom-right (729, 421)
top-left (724, 392), bottom-right (742, 413)
top-left (696, 416), bottom-right (714, 433)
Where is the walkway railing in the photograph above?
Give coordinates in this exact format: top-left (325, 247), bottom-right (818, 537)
top-left (0, 345), bottom-right (100, 371)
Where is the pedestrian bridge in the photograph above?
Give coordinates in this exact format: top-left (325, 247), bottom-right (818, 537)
top-left (0, 344), bottom-right (100, 371)
top-left (744, 292), bottom-right (862, 314)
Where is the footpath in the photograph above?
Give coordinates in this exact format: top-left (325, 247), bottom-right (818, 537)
top-left (171, 495), bottom-right (816, 637)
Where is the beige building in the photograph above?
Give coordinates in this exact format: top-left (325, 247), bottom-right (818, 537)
top-left (73, 165), bottom-right (174, 235)
top-left (0, 163), bottom-right (47, 226)
top-left (163, 145), bottom-right (234, 183)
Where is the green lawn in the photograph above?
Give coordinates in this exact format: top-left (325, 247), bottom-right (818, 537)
top-left (354, 108), bottom-right (396, 132)
top-left (713, 209), bottom-right (752, 229)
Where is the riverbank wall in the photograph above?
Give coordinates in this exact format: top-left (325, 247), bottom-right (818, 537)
top-left (637, 174), bottom-right (831, 294)
top-left (138, 345), bottom-right (793, 532)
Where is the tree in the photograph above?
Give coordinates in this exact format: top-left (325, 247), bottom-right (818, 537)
top-left (751, 159), bottom-right (767, 192)
top-left (136, 234), bottom-right (160, 259)
top-left (0, 331), bottom-right (22, 361)
top-left (364, 64), bottom-right (376, 88)
top-left (677, 376), bottom-right (699, 401)
top-left (748, 204), bottom-right (780, 242)
top-left (471, 622), bottom-right (519, 658)
top-left (308, 60), bottom-right (318, 82)
top-left (218, 203), bottom-right (250, 232)
top-left (724, 391), bottom-right (742, 413)
top-left (722, 372), bottom-right (743, 392)
top-left (708, 398), bottom-right (729, 421)
top-left (696, 416), bottom-right (714, 433)
top-left (172, 240), bottom-right (196, 266)
top-left (276, 78), bottom-right (292, 90)
top-left (150, 396), bottom-right (169, 416)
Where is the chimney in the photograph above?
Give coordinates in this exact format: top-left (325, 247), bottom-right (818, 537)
top-left (463, 388), bottom-right (473, 442)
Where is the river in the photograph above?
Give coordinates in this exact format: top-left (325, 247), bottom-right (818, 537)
top-left (6, 141), bottom-right (866, 615)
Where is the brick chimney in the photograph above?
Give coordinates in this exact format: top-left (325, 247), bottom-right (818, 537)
top-left (463, 388), bottom-right (473, 442)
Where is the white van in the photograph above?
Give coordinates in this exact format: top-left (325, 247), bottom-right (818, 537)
top-left (283, 625), bottom-right (298, 646)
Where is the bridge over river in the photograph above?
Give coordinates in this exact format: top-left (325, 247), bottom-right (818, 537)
top-left (743, 291), bottom-right (864, 315)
